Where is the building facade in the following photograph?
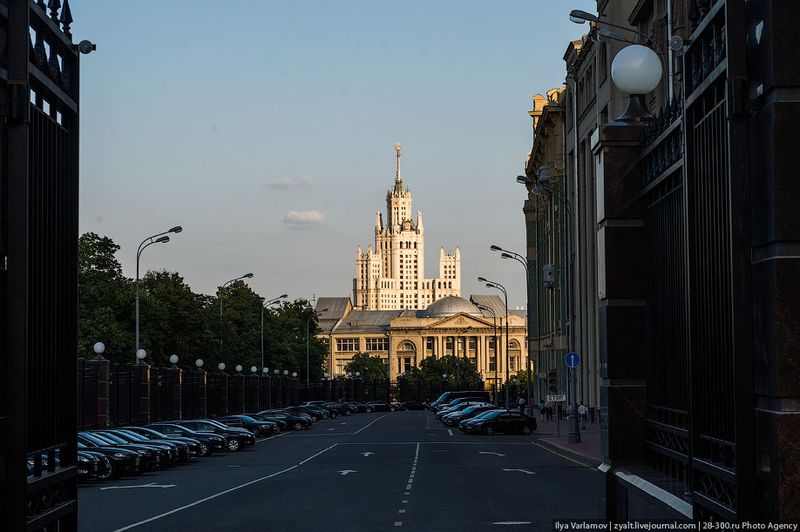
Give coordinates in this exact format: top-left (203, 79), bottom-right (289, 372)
top-left (521, 0), bottom-right (800, 523)
top-left (354, 144), bottom-right (461, 310)
top-left (317, 295), bottom-right (526, 383)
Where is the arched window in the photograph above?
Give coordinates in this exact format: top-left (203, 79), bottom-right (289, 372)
top-left (397, 341), bottom-right (417, 374)
top-left (508, 339), bottom-right (522, 372)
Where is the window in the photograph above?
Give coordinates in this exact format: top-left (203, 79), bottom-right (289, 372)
top-left (366, 338), bottom-right (388, 351)
top-left (425, 337), bottom-right (435, 355)
top-left (336, 338), bottom-right (359, 352)
top-left (445, 337), bottom-right (454, 355)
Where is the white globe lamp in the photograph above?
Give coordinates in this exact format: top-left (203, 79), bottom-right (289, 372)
top-left (169, 354), bottom-right (179, 366)
top-left (611, 44), bottom-right (663, 121)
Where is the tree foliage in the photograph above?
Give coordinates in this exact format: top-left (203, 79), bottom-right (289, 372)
top-left (78, 232), bottom-right (327, 374)
top-left (344, 352), bottom-right (389, 381)
top-left (404, 355), bottom-right (481, 386)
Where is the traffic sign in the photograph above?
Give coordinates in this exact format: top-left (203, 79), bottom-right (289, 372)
top-left (547, 394), bottom-right (566, 402)
top-left (565, 352), bottom-right (580, 368)
top-left (539, 372), bottom-right (547, 379)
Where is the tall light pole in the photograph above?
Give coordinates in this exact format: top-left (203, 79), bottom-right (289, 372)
top-left (476, 304), bottom-right (499, 403)
top-left (479, 276), bottom-right (509, 407)
top-left (135, 226), bottom-right (182, 359)
top-left (490, 244), bottom-right (535, 414)
top-left (219, 273), bottom-right (254, 358)
top-left (261, 294), bottom-right (288, 370)
top-left (306, 308), bottom-right (328, 387)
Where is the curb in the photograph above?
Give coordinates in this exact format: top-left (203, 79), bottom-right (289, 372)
top-left (532, 435), bottom-right (604, 468)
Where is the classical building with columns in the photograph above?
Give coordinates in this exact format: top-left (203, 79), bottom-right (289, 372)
top-left (316, 295), bottom-right (526, 383)
top-left (354, 143), bottom-right (460, 310)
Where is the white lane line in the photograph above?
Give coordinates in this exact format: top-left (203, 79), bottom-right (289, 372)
top-left (529, 441), bottom-right (597, 469)
top-left (394, 522), bottom-right (403, 527)
top-left (256, 432), bottom-right (287, 443)
top-left (404, 491), bottom-right (410, 495)
top-left (114, 443), bottom-right (339, 532)
top-left (448, 429), bottom-right (453, 436)
top-left (406, 484), bottom-right (412, 490)
top-left (414, 442), bottom-right (420, 462)
top-left (493, 521), bottom-right (532, 526)
top-left (353, 413), bottom-right (391, 434)
top-left (402, 500), bottom-right (408, 504)
top-left (399, 509), bottom-right (406, 514)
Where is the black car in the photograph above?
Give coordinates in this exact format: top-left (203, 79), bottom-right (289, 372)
top-left (246, 413), bottom-right (288, 432)
top-left (147, 423), bottom-right (227, 454)
top-left (257, 410), bottom-right (312, 431)
top-left (461, 409), bottom-right (537, 435)
top-left (297, 404), bottom-right (330, 419)
top-left (442, 405), bottom-right (495, 426)
top-left (322, 402), bottom-right (355, 416)
top-left (107, 428), bottom-right (192, 462)
top-left (280, 406), bottom-right (320, 422)
top-left (123, 426), bottom-right (204, 457)
top-left (78, 450), bottom-right (113, 481)
top-left (218, 415), bottom-right (278, 437)
top-left (174, 420), bottom-right (255, 451)
top-left (77, 439), bottom-right (142, 478)
top-left (365, 401), bottom-right (403, 412)
top-left (301, 401), bottom-right (340, 418)
top-left (401, 401), bottom-right (427, 410)
top-left (88, 432), bottom-right (168, 467)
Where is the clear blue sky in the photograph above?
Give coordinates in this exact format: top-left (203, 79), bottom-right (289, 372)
top-left (76, 0), bottom-right (594, 308)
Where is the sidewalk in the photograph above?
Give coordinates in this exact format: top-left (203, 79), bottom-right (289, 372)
top-left (532, 414), bottom-right (603, 466)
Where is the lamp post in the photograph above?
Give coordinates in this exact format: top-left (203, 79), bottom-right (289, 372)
top-left (136, 349), bottom-right (147, 365)
top-left (135, 226), bottom-right (182, 360)
top-left (306, 308), bottom-right (328, 387)
top-left (476, 304), bottom-right (500, 403)
top-left (219, 273), bottom-right (254, 358)
top-left (478, 276), bottom-right (510, 407)
top-left (93, 341), bottom-right (106, 361)
top-left (490, 245), bottom-right (535, 414)
top-left (261, 294), bottom-right (288, 370)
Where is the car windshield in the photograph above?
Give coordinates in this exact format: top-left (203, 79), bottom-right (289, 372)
top-left (139, 427), bottom-right (169, 438)
top-left (481, 411), bottom-right (502, 420)
top-left (97, 432), bottom-right (129, 444)
top-left (117, 430), bottom-right (148, 441)
top-left (81, 433), bottom-right (112, 446)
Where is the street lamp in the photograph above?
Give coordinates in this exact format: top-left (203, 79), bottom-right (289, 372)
top-left (263, 367), bottom-right (269, 375)
top-left (135, 226), bottom-right (182, 361)
top-left (218, 362), bottom-right (226, 372)
top-left (490, 245), bottom-right (535, 413)
top-left (476, 304), bottom-right (500, 403)
top-left (219, 273), bottom-right (254, 357)
top-left (169, 354), bottom-right (179, 368)
top-left (283, 370), bottom-right (289, 376)
top-left (251, 366), bottom-right (257, 374)
top-left (93, 341), bottom-right (106, 361)
top-left (195, 358), bottom-right (204, 369)
top-left (306, 307), bottom-right (328, 387)
top-left (292, 371), bottom-right (298, 378)
top-left (235, 364), bottom-right (243, 374)
top-left (610, 44), bottom-right (663, 121)
top-left (261, 294), bottom-right (288, 370)
top-left (478, 276), bottom-right (510, 407)
top-left (136, 348), bottom-right (147, 365)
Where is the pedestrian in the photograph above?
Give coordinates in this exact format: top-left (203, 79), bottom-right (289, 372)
top-left (537, 399), bottom-right (545, 421)
top-left (517, 395), bottom-right (526, 415)
top-left (544, 399), bottom-right (553, 421)
top-left (578, 401), bottom-right (588, 430)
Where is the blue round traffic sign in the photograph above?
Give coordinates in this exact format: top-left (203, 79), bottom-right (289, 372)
top-left (565, 352), bottom-right (580, 368)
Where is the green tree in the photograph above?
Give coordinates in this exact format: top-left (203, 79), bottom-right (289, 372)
top-left (78, 232), bottom-right (134, 360)
top-left (260, 299), bottom-right (327, 381)
top-left (344, 352), bottom-right (389, 381)
top-left (406, 355), bottom-right (481, 387)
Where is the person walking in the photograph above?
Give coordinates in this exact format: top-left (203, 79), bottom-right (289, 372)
top-left (544, 398), bottom-right (553, 421)
top-left (578, 401), bottom-right (588, 430)
top-left (537, 399), bottom-right (545, 421)
top-left (517, 395), bottom-right (526, 415)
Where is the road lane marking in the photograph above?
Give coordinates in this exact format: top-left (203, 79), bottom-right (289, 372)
top-left (361, 451), bottom-right (375, 457)
top-left (353, 413), bottom-right (391, 434)
top-left (394, 522), bottom-right (402, 527)
top-left (114, 443), bottom-right (339, 532)
top-left (448, 429), bottom-right (453, 436)
top-left (100, 482), bottom-right (176, 491)
top-left (399, 509), bottom-right (406, 514)
top-left (479, 451), bottom-right (506, 456)
top-left (502, 468), bottom-right (536, 475)
top-left (529, 441), bottom-right (597, 469)
top-left (338, 469), bottom-right (357, 476)
top-left (402, 500), bottom-right (408, 504)
top-left (256, 432), bottom-right (287, 443)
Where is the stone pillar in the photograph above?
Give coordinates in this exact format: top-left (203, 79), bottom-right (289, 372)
top-left (167, 367), bottom-right (183, 420)
top-left (91, 359), bottom-right (111, 429)
top-left (592, 122), bottom-right (647, 463)
top-left (195, 370), bottom-right (207, 419)
top-left (138, 364), bottom-right (151, 424)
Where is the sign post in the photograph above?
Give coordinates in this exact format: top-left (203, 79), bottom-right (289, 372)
top-left (565, 352), bottom-right (581, 443)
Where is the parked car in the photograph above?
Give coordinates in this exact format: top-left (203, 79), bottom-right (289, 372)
top-left (364, 400), bottom-right (402, 412)
top-left (91, 431), bottom-right (173, 466)
top-left (430, 390), bottom-right (491, 409)
top-left (281, 406), bottom-right (321, 422)
top-left (434, 397), bottom-right (487, 413)
top-left (442, 405), bottom-right (495, 426)
top-left (300, 405), bottom-right (331, 419)
top-left (257, 410), bottom-right (312, 431)
top-left (146, 423), bottom-right (227, 454)
top-left (245, 413), bottom-right (287, 432)
top-left (322, 402), bottom-right (356, 416)
top-left (299, 402), bottom-right (332, 418)
top-left (123, 426), bottom-right (205, 457)
top-left (460, 409), bottom-right (537, 435)
top-left (435, 402), bottom-right (486, 421)
top-left (76, 438), bottom-right (143, 478)
top-left (78, 450), bottom-right (113, 481)
top-left (217, 415), bottom-right (278, 437)
top-left (172, 420), bottom-right (255, 451)
top-left (401, 400), bottom-right (427, 410)
top-left (105, 428), bottom-right (191, 462)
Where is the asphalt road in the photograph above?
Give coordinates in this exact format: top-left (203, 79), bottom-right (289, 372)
top-left (78, 411), bottom-right (603, 531)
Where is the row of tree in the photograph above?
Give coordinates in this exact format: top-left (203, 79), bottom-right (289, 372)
top-left (78, 232), bottom-right (327, 378)
top-left (343, 352), bottom-right (482, 385)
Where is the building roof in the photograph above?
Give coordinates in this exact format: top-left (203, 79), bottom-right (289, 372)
top-left (422, 296), bottom-right (482, 318)
top-left (469, 295), bottom-right (506, 318)
top-left (316, 297), bottom-right (352, 333)
top-left (333, 310), bottom-right (403, 333)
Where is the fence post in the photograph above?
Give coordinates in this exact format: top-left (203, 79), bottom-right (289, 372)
top-left (91, 358), bottom-right (111, 429)
top-left (196, 369), bottom-right (207, 419)
top-left (167, 367), bottom-right (183, 420)
top-left (138, 364), bottom-right (151, 424)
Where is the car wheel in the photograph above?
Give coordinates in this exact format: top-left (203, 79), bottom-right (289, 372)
top-left (343, 410), bottom-right (351, 416)
top-left (330, 412), bottom-right (337, 418)
top-left (390, 406), bottom-right (396, 412)
top-left (199, 443), bottom-right (209, 456)
top-left (109, 462), bottom-right (120, 480)
top-left (484, 426), bottom-right (494, 435)
top-left (227, 438), bottom-right (241, 452)
top-left (97, 463), bottom-right (114, 480)
top-left (365, 407), bottom-right (373, 413)
top-left (522, 426), bottom-right (532, 435)
top-left (293, 422), bottom-right (303, 431)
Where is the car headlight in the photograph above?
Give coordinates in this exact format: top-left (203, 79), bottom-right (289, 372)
top-left (135, 450), bottom-right (147, 455)
top-left (113, 452), bottom-right (128, 458)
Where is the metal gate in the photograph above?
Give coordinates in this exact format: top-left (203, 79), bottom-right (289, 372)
top-left (1, 0), bottom-right (81, 528)
top-left (640, 0), bottom-right (753, 521)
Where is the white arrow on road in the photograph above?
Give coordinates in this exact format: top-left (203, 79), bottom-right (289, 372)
top-left (361, 452), bottom-right (375, 457)
top-left (339, 422), bottom-right (347, 425)
top-left (479, 451), bottom-right (506, 457)
top-left (338, 469), bottom-right (357, 476)
top-left (501, 468), bottom-right (536, 475)
top-left (100, 482), bottom-right (176, 491)
top-left (327, 428), bottom-right (335, 431)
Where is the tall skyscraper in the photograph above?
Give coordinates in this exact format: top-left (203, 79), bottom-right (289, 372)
top-left (354, 144), bottom-right (460, 310)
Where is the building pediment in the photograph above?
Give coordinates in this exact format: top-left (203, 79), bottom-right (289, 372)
top-left (426, 313), bottom-right (495, 330)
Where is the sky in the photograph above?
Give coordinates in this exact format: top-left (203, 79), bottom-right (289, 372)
top-left (76, 0), bottom-right (594, 309)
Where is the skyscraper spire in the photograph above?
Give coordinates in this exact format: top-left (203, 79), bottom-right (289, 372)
top-left (394, 143), bottom-right (403, 193)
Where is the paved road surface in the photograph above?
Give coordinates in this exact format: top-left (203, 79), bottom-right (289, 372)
top-left (78, 411), bottom-right (603, 531)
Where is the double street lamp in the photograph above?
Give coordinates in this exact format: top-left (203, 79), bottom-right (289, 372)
top-left (135, 226), bottom-right (182, 361)
top-left (306, 308), bottom-right (328, 387)
top-left (478, 276), bottom-right (510, 407)
top-left (489, 245), bottom-right (535, 413)
top-left (261, 294), bottom-right (288, 370)
top-left (219, 273), bottom-right (254, 358)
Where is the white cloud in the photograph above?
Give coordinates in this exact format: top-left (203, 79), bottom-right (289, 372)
top-left (266, 176), bottom-right (313, 189)
top-left (284, 210), bottom-right (326, 227)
